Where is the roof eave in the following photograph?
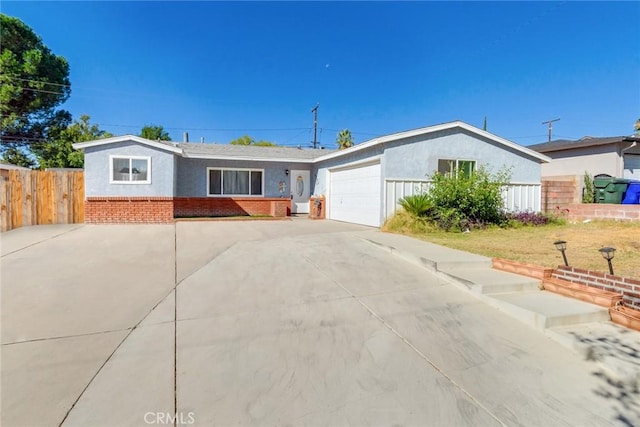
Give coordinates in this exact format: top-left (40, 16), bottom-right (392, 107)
top-left (72, 135), bottom-right (183, 154)
top-left (181, 153), bottom-right (316, 163)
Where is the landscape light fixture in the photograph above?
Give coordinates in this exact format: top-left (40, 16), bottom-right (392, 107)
top-left (598, 247), bottom-right (616, 275)
top-left (553, 240), bottom-right (569, 266)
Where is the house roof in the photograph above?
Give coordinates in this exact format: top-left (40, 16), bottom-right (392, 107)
top-left (73, 120), bottom-right (550, 163)
top-left (528, 136), bottom-right (635, 153)
top-left (314, 120), bottom-right (551, 163)
top-left (180, 142), bottom-right (332, 163)
top-left (73, 135), bottom-right (183, 154)
top-left (73, 135), bottom-right (332, 163)
top-left (0, 162), bottom-right (31, 170)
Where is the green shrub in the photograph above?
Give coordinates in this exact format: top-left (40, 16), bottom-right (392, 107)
top-left (582, 172), bottom-right (595, 203)
top-left (398, 193), bottom-right (433, 216)
top-left (426, 166), bottom-right (511, 230)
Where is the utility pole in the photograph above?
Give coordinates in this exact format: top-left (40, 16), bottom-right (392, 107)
top-left (311, 103), bottom-right (319, 149)
top-left (542, 118), bottom-right (561, 142)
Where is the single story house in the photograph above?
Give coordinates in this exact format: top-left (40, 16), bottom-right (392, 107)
top-left (528, 136), bottom-right (640, 180)
top-left (73, 120), bottom-right (550, 227)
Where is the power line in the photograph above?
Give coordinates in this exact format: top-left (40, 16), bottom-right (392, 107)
top-left (0, 136), bottom-right (48, 143)
top-left (20, 87), bottom-right (68, 96)
top-left (1, 75), bottom-right (71, 88)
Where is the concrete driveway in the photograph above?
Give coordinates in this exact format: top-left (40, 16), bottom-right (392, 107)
top-left (1, 220), bottom-right (635, 426)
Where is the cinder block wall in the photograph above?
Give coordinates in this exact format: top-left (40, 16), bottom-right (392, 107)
top-left (559, 203), bottom-right (640, 222)
top-left (541, 175), bottom-right (580, 211)
top-left (542, 174), bottom-right (639, 221)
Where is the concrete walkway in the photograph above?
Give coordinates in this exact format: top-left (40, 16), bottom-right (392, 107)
top-left (357, 231), bottom-right (640, 384)
top-left (2, 221), bottom-right (639, 426)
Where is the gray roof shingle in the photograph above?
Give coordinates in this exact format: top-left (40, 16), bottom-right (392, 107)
top-left (528, 136), bottom-right (631, 153)
top-left (179, 142), bottom-right (334, 161)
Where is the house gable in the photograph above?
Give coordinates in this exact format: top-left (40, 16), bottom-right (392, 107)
top-left (383, 127), bottom-right (544, 183)
top-left (73, 135), bottom-right (182, 154)
top-left (83, 140), bottom-right (177, 197)
top-left (314, 120), bottom-right (550, 164)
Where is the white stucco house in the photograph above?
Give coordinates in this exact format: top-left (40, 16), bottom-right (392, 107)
top-left (528, 136), bottom-right (640, 179)
top-left (73, 120), bottom-right (550, 227)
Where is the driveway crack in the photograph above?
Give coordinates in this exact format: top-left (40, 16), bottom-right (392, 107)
top-left (2, 327), bottom-right (133, 346)
top-left (1, 225), bottom-right (84, 258)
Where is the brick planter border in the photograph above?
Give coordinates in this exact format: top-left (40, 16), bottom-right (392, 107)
top-left (552, 265), bottom-right (640, 310)
top-left (609, 305), bottom-right (640, 332)
top-left (492, 258), bottom-right (554, 280)
top-left (542, 277), bottom-right (623, 308)
top-left (492, 258), bottom-right (640, 314)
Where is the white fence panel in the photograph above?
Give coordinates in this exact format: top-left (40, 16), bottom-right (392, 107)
top-left (501, 183), bottom-right (541, 212)
top-left (384, 179), bottom-right (541, 219)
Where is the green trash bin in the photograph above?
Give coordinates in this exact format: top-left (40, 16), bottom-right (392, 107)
top-left (606, 178), bottom-right (632, 204)
top-left (593, 174), bottom-right (613, 203)
top-left (595, 177), bottom-right (631, 204)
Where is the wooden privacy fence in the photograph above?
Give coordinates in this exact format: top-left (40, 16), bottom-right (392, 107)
top-left (0, 169), bottom-right (84, 232)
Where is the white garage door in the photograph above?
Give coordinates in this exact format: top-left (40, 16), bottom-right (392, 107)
top-left (329, 161), bottom-right (382, 227)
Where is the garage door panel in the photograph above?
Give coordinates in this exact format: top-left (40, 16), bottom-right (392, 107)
top-left (329, 163), bottom-right (381, 227)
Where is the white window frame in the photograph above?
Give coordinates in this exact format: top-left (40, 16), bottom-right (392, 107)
top-left (206, 167), bottom-right (265, 197)
top-left (437, 159), bottom-right (476, 178)
top-left (109, 155), bottom-right (151, 184)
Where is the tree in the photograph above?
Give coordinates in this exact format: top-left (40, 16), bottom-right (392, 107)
top-left (336, 129), bottom-right (354, 150)
top-left (230, 135), bottom-right (254, 146)
top-left (634, 119), bottom-right (640, 136)
top-left (140, 124), bottom-right (170, 141)
top-left (0, 14), bottom-right (71, 165)
top-left (2, 146), bottom-right (35, 168)
top-left (253, 140), bottom-right (276, 147)
top-left (33, 115), bottom-right (112, 169)
top-left (230, 135), bottom-right (276, 146)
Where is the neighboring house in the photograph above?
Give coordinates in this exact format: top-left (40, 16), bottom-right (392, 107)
top-left (73, 120), bottom-right (549, 227)
top-left (0, 162), bottom-right (31, 179)
top-left (0, 162), bottom-right (31, 171)
top-left (528, 136), bottom-right (640, 179)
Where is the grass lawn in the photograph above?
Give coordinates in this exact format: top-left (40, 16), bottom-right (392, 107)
top-left (383, 216), bottom-right (640, 279)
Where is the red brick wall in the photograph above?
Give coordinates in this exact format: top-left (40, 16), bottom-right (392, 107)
top-left (270, 199), bottom-right (290, 217)
top-left (174, 197), bottom-right (290, 218)
top-left (85, 197), bottom-right (291, 223)
top-left (85, 197), bottom-right (174, 224)
top-left (552, 265), bottom-right (640, 309)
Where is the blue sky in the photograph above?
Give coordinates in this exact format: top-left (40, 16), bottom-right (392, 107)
top-left (4, 1), bottom-right (639, 147)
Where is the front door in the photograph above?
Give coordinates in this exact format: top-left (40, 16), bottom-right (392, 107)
top-left (290, 170), bottom-right (310, 214)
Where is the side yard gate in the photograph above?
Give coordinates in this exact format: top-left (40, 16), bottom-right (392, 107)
top-left (0, 169), bottom-right (84, 232)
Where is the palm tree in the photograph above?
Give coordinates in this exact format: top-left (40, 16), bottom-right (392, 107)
top-left (336, 129), bottom-right (354, 150)
top-left (634, 119), bottom-right (640, 136)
